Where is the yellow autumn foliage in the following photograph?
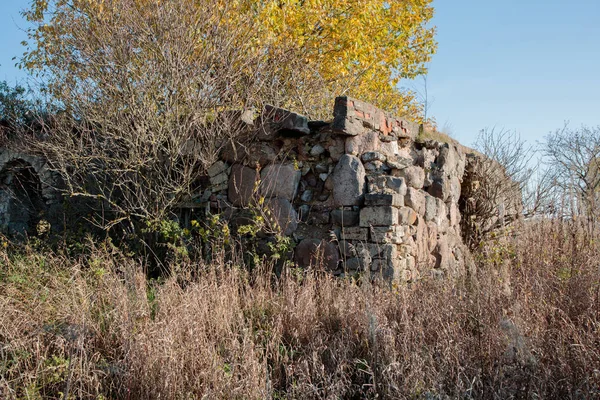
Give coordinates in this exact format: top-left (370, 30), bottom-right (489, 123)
top-left (23, 0), bottom-right (436, 119)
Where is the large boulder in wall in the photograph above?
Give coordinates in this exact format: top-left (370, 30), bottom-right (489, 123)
top-left (259, 163), bottom-right (301, 201)
top-left (228, 164), bottom-right (259, 207)
top-left (332, 154), bottom-right (366, 206)
top-left (266, 198), bottom-right (298, 236)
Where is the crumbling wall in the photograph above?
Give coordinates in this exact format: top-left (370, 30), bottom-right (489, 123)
top-left (0, 150), bottom-right (62, 236)
top-left (196, 97), bottom-right (488, 281)
top-left (0, 97), bottom-right (519, 281)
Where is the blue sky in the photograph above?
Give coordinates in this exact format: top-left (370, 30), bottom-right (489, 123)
top-left (0, 1), bottom-right (29, 83)
top-left (1, 0), bottom-right (599, 147)
top-left (420, 0), bottom-right (600, 146)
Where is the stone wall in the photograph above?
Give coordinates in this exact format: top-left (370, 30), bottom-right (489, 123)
top-left (196, 97), bottom-right (486, 281)
top-left (0, 97), bottom-right (519, 281)
top-left (0, 149), bottom-right (62, 236)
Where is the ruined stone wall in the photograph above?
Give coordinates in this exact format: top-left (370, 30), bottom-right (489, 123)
top-left (0, 149), bottom-right (62, 235)
top-left (0, 97), bottom-right (518, 281)
top-left (199, 97), bottom-right (480, 281)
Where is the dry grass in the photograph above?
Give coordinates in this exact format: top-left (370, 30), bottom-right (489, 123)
top-left (0, 219), bottom-right (599, 399)
top-left (417, 127), bottom-right (456, 145)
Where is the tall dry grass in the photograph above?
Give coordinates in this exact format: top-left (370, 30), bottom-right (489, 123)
top-left (1, 218), bottom-right (599, 399)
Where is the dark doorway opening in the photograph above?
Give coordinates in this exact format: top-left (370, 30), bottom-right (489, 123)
top-left (0, 159), bottom-right (46, 236)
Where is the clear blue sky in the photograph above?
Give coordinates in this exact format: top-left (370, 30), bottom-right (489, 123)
top-left (1, 0), bottom-right (599, 147)
top-left (0, 0), bottom-right (31, 83)
top-left (422, 0), bottom-right (600, 146)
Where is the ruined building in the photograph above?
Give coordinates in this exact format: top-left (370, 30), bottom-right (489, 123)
top-left (0, 97), bottom-right (520, 280)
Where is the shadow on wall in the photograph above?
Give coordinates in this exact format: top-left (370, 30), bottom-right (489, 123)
top-left (0, 159), bottom-right (45, 236)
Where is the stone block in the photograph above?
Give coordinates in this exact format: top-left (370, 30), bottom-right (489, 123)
top-left (433, 238), bottom-right (451, 270)
top-left (317, 193), bottom-right (331, 202)
top-left (406, 224), bottom-right (418, 237)
top-left (331, 209), bottom-right (360, 227)
top-left (266, 198), bottom-right (298, 235)
top-left (221, 140), bottom-right (279, 166)
top-left (379, 140), bottom-right (399, 159)
top-left (424, 167), bottom-right (435, 187)
top-left (405, 187), bottom-right (426, 216)
top-left (209, 171), bottom-right (229, 187)
top-left (359, 206), bottom-right (399, 227)
top-left (368, 243), bottom-right (400, 279)
top-left (386, 176), bottom-right (407, 195)
top-left (437, 143), bottom-right (458, 173)
top-left (315, 162), bottom-right (329, 173)
top-left (367, 175), bottom-right (407, 196)
top-left (212, 182), bottom-right (228, 193)
top-left (228, 164), bottom-right (259, 207)
top-left (370, 258), bottom-right (387, 272)
top-left (398, 206), bottom-right (418, 225)
top-left (361, 151), bottom-right (386, 162)
top-left (300, 190), bottom-right (313, 202)
top-left (246, 142), bottom-right (279, 166)
top-left (435, 198), bottom-right (448, 226)
top-left (364, 193), bottom-right (404, 207)
top-left (406, 255), bottom-right (416, 271)
top-left (307, 209), bottom-right (330, 225)
top-left (342, 243), bottom-right (371, 271)
top-left (364, 161), bottom-right (389, 173)
top-left (298, 204), bottom-right (310, 222)
top-left (367, 175), bottom-right (386, 193)
top-left (387, 155), bottom-right (413, 170)
top-left (355, 245), bottom-right (372, 266)
top-left (207, 161), bottom-right (229, 178)
top-left (355, 243), bottom-right (380, 259)
top-left (332, 98), bottom-right (370, 136)
top-left (398, 243), bottom-right (415, 258)
top-left (345, 131), bottom-right (380, 155)
top-left (370, 226), bottom-right (404, 244)
top-left (425, 222), bottom-right (439, 254)
top-left (424, 194), bottom-right (438, 222)
top-left (320, 135), bottom-right (345, 162)
top-left (450, 175), bottom-right (462, 202)
top-left (340, 227), bottom-right (369, 241)
top-left (260, 163), bottom-right (301, 201)
top-left (428, 174), bottom-right (461, 203)
top-left (332, 154), bottom-right (366, 206)
top-left (399, 166), bottom-right (425, 189)
top-left (421, 148), bottom-right (439, 170)
top-left (344, 257), bottom-right (363, 271)
top-left (310, 144), bottom-right (325, 156)
top-left (258, 105), bottom-right (310, 140)
top-left (428, 177), bottom-right (447, 200)
top-left (449, 202), bottom-right (461, 228)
